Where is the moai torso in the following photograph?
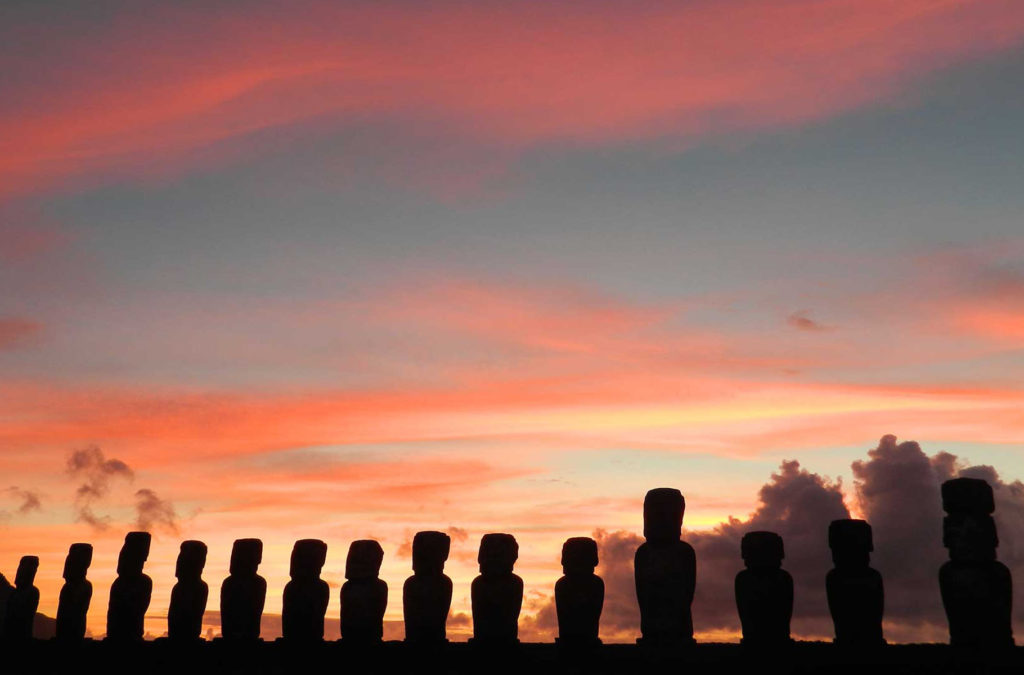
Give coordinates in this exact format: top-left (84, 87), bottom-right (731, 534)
top-left (340, 539), bottom-right (388, 642)
top-left (107, 532), bottom-right (153, 641)
top-left (826, 519), bottom-right (884, 647)
top-left (735, 531), bottom-right (792, 647)
top-left (471, 533), bottom-right (523, 644)
top-left (3, 556), bottom-right (40, 641)
top-left (220, 538), bottom-right (267, 641)
top-left (282, 539), bottom-right (330, 641)
top-left (555, 537), bottom-right (604, 645)
top-left (168, 540), bottom-right (209, 641)
top-left (403, 531), bottom-right (453, 643)
top-left (56, 543), bottom-right (93, 641)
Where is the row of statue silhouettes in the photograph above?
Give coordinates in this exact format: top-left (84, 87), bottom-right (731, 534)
top-left (4, 478), bottom-right (1012, 648)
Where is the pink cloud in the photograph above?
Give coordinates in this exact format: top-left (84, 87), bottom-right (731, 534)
top-left (0, 318), bottom-right (42, 350)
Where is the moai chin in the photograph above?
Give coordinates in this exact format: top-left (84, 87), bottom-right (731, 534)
top-left (939, 478), bottom-right (1014, 649)
top-left (282, 539), bottom-right (330, 641)
top-left (634, 488), bottom-right (696, 646)
top-left (168, 540), bottom-right (209, 641)
top-left (735, 531), bottom-right (793, 647)
top-left (555, 537), bottom-right (604, 646)
top-left (107, 532), bottom-right (153, 641)
top-left (3, 556), bottom-right (40, 641)
top-left (826, 519), bottom-right (884, 647)
top-left (471, 533), bottom-right (523, 645)
top-left (403, 531), bottom-right (453, 644)
top-left (340, 539), bottom-right (388, 643)
top-left (56, 543), bottom-right (93, 642)
top-left (220, 538), bottom-right (266, 641)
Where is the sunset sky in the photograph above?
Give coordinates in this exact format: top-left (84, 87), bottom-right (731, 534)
top-left (2, 0), bottom-right (1024, 642)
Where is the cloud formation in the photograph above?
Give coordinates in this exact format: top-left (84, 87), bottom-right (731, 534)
top-left (0, 318), bottom-right (42, 350)
top-left (66, 445), bottom-right (134, 530)
top-left (133, 488), bottom-right (178, 534)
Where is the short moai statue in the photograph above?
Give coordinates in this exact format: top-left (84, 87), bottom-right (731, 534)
top-left (827, 519), bottom-right (884, 647)
top-left (2, 556), bottom-right (40, 641)
top-left (107, 532), bottom-right (153, 641)
top-left (940, 477), bottom-right (1014, 649)
top-left (282, 539), bottom-right (330, 641)
top-left (634, 488), bottom-right (696, 646)
top-left (220, 538), bottom-right (267, 641)
top-left (403, 531), bottom-right (453, 644)
top-left (340, 540), bottom-right (388, 643)
top-left (471, 533), bottom-right (523, 645)
top-left (168, 540), bottom-right (209, 641)
top-left (56, 543), bottom-right (93, 641)
top-left (555, 537), bottom-right (604, 646)
top-left (735, 531), bottom-right (793, 647)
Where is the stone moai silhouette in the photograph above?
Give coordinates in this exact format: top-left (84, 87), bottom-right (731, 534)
top-left (735, 531), bottom-right (793, 647)
top-left (2, 556), bottom-right (40, 641)
top-left (403, 531), bottom-right (453, 644)
top-left (107, 532), bottom-right (153, 641)
top-left (56, 543), bottom-right (93, 641)
top-left (340, 540), bottom-right (387, 643)
top-left (282, 539), bottom-right (330, 641)
top-left (826, 519), bottom-right (884, 647)
top-left (939, 477), bottom-right (1014, 649)
top-left (220, 538), bottom-right (267, 641)
top-left (633, 488), bottom-right (696, 646)
top-left (168, 540), bottom-right (209, 641)
top-left (471, 533), bottom-right (523, 645)
top-left (555, 537), bottom-right (604, 646)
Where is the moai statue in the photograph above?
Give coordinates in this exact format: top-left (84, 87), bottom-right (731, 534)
top-left (340, 540), bottom-right (387, 642)
top-left (939, 477), bottom-right (1014, 649)
top-left (220, 538), bottom-right (267, 641)
top-left (471, 533), bottom-right (523, 645)
top-left (282, 539), bottom-right (330, 641)
top-left (2, 556), bottom-right (40, 641)
top-left (168, 540), bottom-right (209, 641)
top-left (403, 531), bottom-right (453, 644)
top-left (827, 519), bottom-right (884, 647)
top-left (634, 488), bottom-right (696, 646)
top-left (735, 531), bottom-right (793, 647)
top-left (555, 537), bottom-right (604, 646)
top-left (107, 532), bottom-right (153, 641)
top-left (56, 543), bottom-right (93, 641)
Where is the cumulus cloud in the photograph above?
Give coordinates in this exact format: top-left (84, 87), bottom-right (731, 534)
top-left (133, 488), bottom-right (178, 534)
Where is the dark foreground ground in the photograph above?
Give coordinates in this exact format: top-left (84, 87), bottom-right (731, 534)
top-left (1, 640), bottom-right (1021, 675)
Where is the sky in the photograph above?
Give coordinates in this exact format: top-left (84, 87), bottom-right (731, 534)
top-left (2, 0), bottom-right (1024, 643)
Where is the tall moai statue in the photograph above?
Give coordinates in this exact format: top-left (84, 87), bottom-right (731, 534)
top-left (2, 556), bottom-right (40, 641)
top-left (827, 519), bottom-right (884, 647)
top-left (940, 477), bottom-right (1014, 649)
top-left (220, 538), bottom-right (267, 641)
top-left (56, 543), bottom-right (93, 641)
top-left (282, 539), bottom-right (330, 641)
top-left (403, 531), bottom-right (453, 644)
top-left (168, 540), bottom-right (209, 641)
top-left (471, 533), bottom-right (523, 645)
top-left (555, 537), bottom-right (604, 646)
top-left (107, 532), bottom-right (153, 641)
top-left (340, 540), bottom-right (387, 642)
top-left (735, 531), bottom-right (793, 647)
top-left (633, 488), bottom-right (696, 646)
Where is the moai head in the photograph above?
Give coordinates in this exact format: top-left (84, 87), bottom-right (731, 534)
top-left (412, 531), bottom-right (450, 576)
top-left (828, 519), bottom-right (873, 569)
top-left (345, 540), bottom-right (384, 581)
top-left (741, 531), bottom-right (784, 570)
top-left (15, 556), bottom-right (39, 588)
top-left (643, 488), bottom-right (684, 545)
top-left (561, 537), bottom-right (598, 576)
top-left (290, 539), bottom-right (328, 580)
top-left (943, 513), bottom-right (998, 563)
top-left (175, 540), bottom-right (208, 580)
top-left (117, 531), bottom-right (152, 576)
top-left (941, 477), bottom-right (995, 516)
top-left (478, 533), bottom-right (518, 575)
top-left (229, 538), bottom-right (263, 576)
top-left (63, 543), bottom-right (93, 582)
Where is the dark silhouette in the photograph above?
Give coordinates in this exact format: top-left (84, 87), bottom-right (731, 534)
top-left (282, 539), bottom-right (329, 641)
top-left (471, 533), bottom-right (523, 645)
top-left (168, 540), bottom-right (209, 641)
top-left (555, 537), bottom-right (603, 646)
top-left (403, 531), bottom-right (453, 644)
top-left (939, 477), bottom-right (1014, 649)
top-left (56, 543), bottom-right (93, 642)
top-left (340, 539), bottom-right (387, 643)
top-left (220, 538), bottom-right (266, 641)
top-left (2, 556), bottom-right (39, 641)
top-left (826, 519), bottom-right (884, 647)
top-left (736, 531), bottom-right (792, 647)
top-left (634, 487), bottom-right (696, 646)
top-left (107, 531), bottom-right (152, 641)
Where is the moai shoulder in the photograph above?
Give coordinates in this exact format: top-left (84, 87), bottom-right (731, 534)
top-left (220, 538), bottom-right (266, 641)
top-left (3, 556), bottom-right (40, 641)
top-left (826, 519), bottom-right (884, 647)
top-left (403, 531), bottom-right (453, 644)
top-left (282, 538), bottom-right (330, 641)
top-left (168, 540), bottom-right (209, 641)
top-left (555, 537), bottom-right (604, 646)
top-left (340, 539), bottom-right (388, 643)
top-left (107, 532), bottom-right (153, 641)
top-left (736, 531), bottom-right (792, 648)
top-left (56, 543), bottom-right (93, 642)
top-left (471, 533), bottom-right (523, 645)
